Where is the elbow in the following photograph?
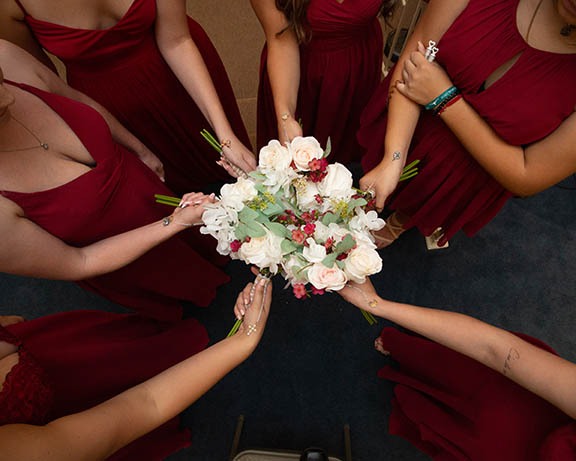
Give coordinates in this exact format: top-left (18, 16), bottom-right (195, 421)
top-left (502, 178), bottom-right (541, 198)
top-left (155, 29), bottom-right (191, 57)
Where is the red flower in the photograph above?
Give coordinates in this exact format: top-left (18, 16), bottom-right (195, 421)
top-left (314, 194), bottom-right (324, 204)
top-left (311, 287), bottom-right (325, 296)
top-left (303, 222), bottom-right (316, 235)
top-left (324, 237), bottom-right (335, 250)
top-left (292, 229), bottom-right (306, 244)
top-left (319, 158), bottom-right (329, 171)
top-left (230, 240), bottom-right (242, 252)
top-left (309, 171), bottom-right (327, 183)
top-left (308, 158), bottom-right (322, 171)
top-left (293, 284), bottom-right (307, 299)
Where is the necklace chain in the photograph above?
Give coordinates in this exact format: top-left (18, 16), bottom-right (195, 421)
top-left (526, 0), bottom-right (545, 44)
top-left (526, 0), bottom-right (575, 44)
top-left (0, 114), bottom-right (49, 153)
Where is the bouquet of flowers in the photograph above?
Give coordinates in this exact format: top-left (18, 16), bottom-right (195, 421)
top-left (200, 136), bottom-right (387, 306)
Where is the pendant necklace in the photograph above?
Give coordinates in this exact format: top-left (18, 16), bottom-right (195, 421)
top-left (526, 0), bottom-right (575, 42)
top-left (0, 114), bottom-right (49, 152)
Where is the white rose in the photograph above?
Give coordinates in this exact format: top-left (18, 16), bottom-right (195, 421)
top-left (344, 246), bottom-right (382, 283)
top-left (349, 208), bottom-right (385, 234)
top-left (220, 177), bottom-right (258, 211)
top-left (296, 180), bottom-right (320, 210)
top-left (258, 140), bottom-right (292, 172)
top-left (317, 163), bottom-right (353, 200)
top-left (290, 136), bottom-right (324, 171)
top-left (238, 228), bottom-right (284, 273)
top-left (302, 238), bottom-right (327, 263)
top-left (308, 263), bottom-right (348, 291)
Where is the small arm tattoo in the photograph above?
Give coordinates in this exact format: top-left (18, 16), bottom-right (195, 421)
top-left (502, 348), bottom-right (520, 376)
top-left (392, 151), bottom-right (402, 161)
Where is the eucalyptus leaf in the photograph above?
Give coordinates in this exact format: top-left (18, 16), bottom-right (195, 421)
top-left (249, 171), bottom-right (267, 181)
top-left (347, 198), bottom-right (367, 210)
top-left (235, 223), bottom-right (249, 241)
top-left (254, 183), bottom-right (268, 193)
top-left (245, 221), bottom-right (266, 238)
top-left (262, 203), bottom-right (284, 217)
top-left (264, 221), bottom-right (290, 238)
top-left (335, 234), bottom-right (356, 254)
top-left (321, 212), bottom-right (340, 226)
top-left (281, 239), bottom-right (297, 253)
top-left (239, 206), bottom-right (259, 222)
top-left (322, 252), bottom-right (338, 268)
top-left (336, 260), bottom-right (346, 270)
top-left (323, 137), bottom-right (332, 159)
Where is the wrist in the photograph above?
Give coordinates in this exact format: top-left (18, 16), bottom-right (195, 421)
top-left (230, 329), bottom-right (261, 355)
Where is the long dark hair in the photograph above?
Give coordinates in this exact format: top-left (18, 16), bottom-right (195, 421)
top-left (276, 0), bottom-right (397, 43)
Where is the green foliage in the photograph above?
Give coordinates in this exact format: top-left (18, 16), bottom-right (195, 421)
top-left (281, 239), bottom-right (297, 253)
top-left (321, 212), bottom-right (340, 226)
top-left (323, 137), bottom-right (332, 159)
top-left (264, 221), bottom-right (291, 238)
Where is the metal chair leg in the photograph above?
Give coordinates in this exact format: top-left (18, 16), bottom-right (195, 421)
top-left (229, 415), bottom-right (245, 461)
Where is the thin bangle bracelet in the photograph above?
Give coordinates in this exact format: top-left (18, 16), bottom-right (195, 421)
top-left (162, 216), bottom-right (193, 228)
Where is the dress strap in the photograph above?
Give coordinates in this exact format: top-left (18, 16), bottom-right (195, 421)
top-left (13, 0), bottom-right (29, 15)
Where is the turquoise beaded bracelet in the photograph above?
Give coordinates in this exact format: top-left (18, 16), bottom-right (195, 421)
top-left (425, 86), bottom-right (460, 111)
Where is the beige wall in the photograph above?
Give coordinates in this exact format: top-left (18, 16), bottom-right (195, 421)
top-left (186, 1), bottom-right (263, 148)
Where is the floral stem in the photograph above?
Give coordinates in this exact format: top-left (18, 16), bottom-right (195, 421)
top-left (227, 318), bottom-right (243, 338)
top-left (361, 309), bottom-right (378, 325)
top-left (201, 129), bottom-right (223, 153)
top-left (155, 199), bottom-right (179, 207)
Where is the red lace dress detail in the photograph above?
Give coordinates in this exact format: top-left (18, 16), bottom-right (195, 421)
top-left (0, 326), bottom-right (54, 426)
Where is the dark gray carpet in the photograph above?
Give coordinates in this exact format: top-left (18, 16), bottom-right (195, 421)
top-left (2, 179), bottom-right (575, 461)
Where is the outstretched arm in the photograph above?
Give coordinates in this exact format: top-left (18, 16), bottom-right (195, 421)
top-left (155, 0), bottom-right (256, 175)
top-left (396, 45), bottom-right (576, 196)
top-left (0, 280), bottom-right (273, 461)
top-left (340, 279), bottom-right (576, 419)
top-left (250, 0), bottom-right (302, 144)
top-left (359, 0), bottom-right (469, 211)
top-left (0, 192), bottom-right (214, 281)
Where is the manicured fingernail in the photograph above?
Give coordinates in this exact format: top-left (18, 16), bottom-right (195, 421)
top-left (210, 193), bottom-right (215, 198)
top-left (259, 279), bottom-right (266, 286)
top-left (241, 309), bottom-right (245, 316)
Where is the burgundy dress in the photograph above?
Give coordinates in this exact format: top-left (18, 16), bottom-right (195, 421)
top-left (359, 0), bottom-right (576, 244)
top-left (0, 81), bottom-right (229, 322)
top-left (0, 310), bottom-right (208, 460)
top-left (14, 0), bottom-right (251, 194)
top-left (379, 327), bottom-right (576, 460)
top-left (257, 0), bottom-right (383, 165)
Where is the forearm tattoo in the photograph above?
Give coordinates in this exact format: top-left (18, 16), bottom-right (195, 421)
top-left (502, 348), bottom-right (520, 376)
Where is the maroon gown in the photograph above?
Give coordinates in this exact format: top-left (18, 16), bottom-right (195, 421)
top-left (257, 0), bottom-right (383, 164)
top-left (0, 310), bottom-right (208, 460)
top-left (0, 81), bottom-right (229, 322)
top-left (14, 0), bottom-right (251, 194)
top-left (379, 327), bottom-right (576, 460)
top-left (359, 0), bottom-right (576, 245)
